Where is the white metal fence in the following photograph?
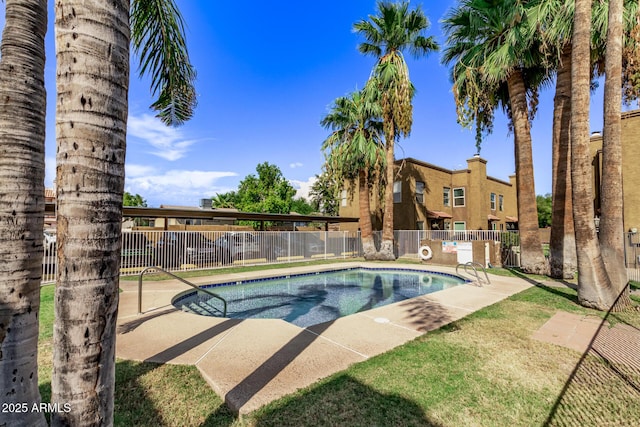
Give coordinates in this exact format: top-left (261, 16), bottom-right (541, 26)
top-left (42, 230), bottom-right (362, 284)
top-left (40, 230), bottom-right (640, 284)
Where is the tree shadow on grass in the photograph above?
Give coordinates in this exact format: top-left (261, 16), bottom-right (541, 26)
top-left (236, 374), bottom-right (442, 427)
top-left (112, 360), bottom-right (237, 427)
top-left (505, 267), bottom-right (580, 306)
top-left (544, 289), bottom-right (640, 426)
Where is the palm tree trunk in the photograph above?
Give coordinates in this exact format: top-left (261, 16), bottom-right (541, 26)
top-left (600, 0), bottom-right (630, 309)
top-left (571, 0), bottom-right (617, 311)
top-left (506, 70), bottom-right (548, 275)
top-left (378, 130), bottom-right (396, 260)
top-left (359, 170), bottom-right (377, 259)
top-left (52, 1), bottom-right (129, 425)
top-left (549, 45), bottom-right (578, 279)
top-left (0, 1), bottom-right (48, 426)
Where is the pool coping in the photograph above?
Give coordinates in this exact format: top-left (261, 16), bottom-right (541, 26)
top-left (115, 261), bottom-right (534, 414)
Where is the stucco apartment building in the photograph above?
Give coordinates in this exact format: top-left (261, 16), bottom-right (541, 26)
top-left (590, 109), bottom-right (640, 234)
top-left (340, 155), bottom-right (518, 232)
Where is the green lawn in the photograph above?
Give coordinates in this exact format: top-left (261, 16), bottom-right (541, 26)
top-left (37, 263), bottom-right (640, 426)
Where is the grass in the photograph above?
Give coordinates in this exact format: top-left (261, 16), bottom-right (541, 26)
top-left (120, 258), bottom-right (364, 282)
top-left (37, 262), bottom-right (640, 426)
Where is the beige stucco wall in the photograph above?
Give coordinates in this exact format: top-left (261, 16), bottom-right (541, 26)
top-left (339, 156), bottom-right (518, 231)
top-left (590, 109), bottom-right (640, 233)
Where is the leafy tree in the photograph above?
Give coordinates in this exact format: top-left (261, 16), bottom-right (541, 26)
top-left (291, 197), bottom-right (315, 215)
top-left (309, 170), bottom-right (340, 216)
top-left (123, 191), bottom-right (148, 207)
top-left (354, 0), bottom-right (438, 260)
top-left (0, 1), bottom-right (48, 425)
top-left (235, 162), bottom-right (297, 214)
top-left (321, 90), bottom-right (384, 259)
top-left (536, 194), bottom-right (552, 228)
top-left (52, 0), bottom-right (196, 424)
top-left (442, 0), bottom-right (549, 275)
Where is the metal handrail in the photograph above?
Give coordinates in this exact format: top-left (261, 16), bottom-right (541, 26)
top-left (456, 261), bottom-right (491, 285)
top-left (137, 266), bottom-right (227, 316)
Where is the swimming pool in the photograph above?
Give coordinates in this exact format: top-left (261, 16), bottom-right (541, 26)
top-left (172, 267), bottom-right (467, 327)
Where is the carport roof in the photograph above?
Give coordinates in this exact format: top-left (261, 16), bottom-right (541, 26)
top-left (45, 203), bottom-right (358, 225)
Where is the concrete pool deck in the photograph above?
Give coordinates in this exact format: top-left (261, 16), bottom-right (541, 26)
top-left (115, 262), bottom-right (533, 414)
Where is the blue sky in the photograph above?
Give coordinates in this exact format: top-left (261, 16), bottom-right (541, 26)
top-left (3, 1), bottom-right (612, 207)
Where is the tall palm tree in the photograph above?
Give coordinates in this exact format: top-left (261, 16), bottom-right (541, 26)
top-left (321, 90), bottom-right (385, 259)
top-left (540, 0), bottom-right (638, 280)
top-left (597, 0), bottom-right (630, 308)
top-left (0, 2), bottom-right (48, 426)
top-left (570, 0), bottom-right (611, 310)
top-left (51, 0), bottom-right (196, 424)
top-left (532, 0), bottom-right (579, 280)
top-left (442, 0), bottom-right (549, 275)
top-left (354, 1), bottom-right (438, 260)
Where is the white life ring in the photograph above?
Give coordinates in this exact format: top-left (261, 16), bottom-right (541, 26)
top-left (419, 245), bottom-right (433, 261)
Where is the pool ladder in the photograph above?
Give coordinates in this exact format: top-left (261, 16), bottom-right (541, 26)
top-left (456, 262), bottom-right (491, 286)
top-left (137, 266), bottom-right (227, 316)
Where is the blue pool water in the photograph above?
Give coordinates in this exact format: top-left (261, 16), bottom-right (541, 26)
top-left (172, 268), bottom-right (467, 328)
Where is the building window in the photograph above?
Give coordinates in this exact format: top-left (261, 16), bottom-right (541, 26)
top-left (415, 181), bottom-right (425, 204)
top-left (453, 187), bottom-right (465, 207)
top-left (454, 221), bottom-right (466, 231)
top-left (499, 195), bottom-right (504, 211)
top-left (490, 193), bottom-right (496, 210)
top-left (443, 187), bottom-right (451, 206)
top-left (393, 181), bottom-right (402, 203)
top-left (341, 189), bottom-right (348, 207)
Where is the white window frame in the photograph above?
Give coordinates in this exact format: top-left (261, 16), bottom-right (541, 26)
top-left (393, 181), bottom-right (402, 203)
top-left (341, 189), bottom-right (348, 207)
top-left (453, 187), bottom-right (465, 207)
top-left (499, 194), bottom-right (504, 211)
top-left (443, 187), bottom-right (451, 207)
top-left (490, 193), bottom-right (496, 210)
top-left (453, 221), bottom-right (466, 231)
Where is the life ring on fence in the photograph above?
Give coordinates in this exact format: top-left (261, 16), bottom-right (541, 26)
top-left (419, 245), bottom-right (433, 261)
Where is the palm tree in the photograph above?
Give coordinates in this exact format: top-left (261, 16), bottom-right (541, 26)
top-left (212, 192), bottom-right (237, 208)
top-left (570, 0), bottom-right (611, 310)
top-left (0, 2), bottom-right (48, 426)
top-left (600, 0), bottom-right (631, 307)
top-left (321, 90), bottom-right (385, 259)
top-left (532, 0), bottom-right (579, 280)
top-left (442, 0), bottom-right (549, 275)
top-left (51, 0), bottom-right (196, 424)
top-left (536, 0), bottom-right (637, 288)
top-left (354, 1), bottom-right (439, 261)
top-left (540, 0), bottom-right (638, 280)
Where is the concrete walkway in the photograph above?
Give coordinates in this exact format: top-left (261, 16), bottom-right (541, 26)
top-left (115, 262), bottom-right (533, 414)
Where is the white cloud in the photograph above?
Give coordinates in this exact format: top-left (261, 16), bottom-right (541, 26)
top-left (125, 163), bottom-right (156, 178)
top-left (124, 167), bottom-right (238, 206)
top-left (290, 176), bottom-right (316, 200)
top-left (127, 114), bottom-right (207, 161)
top-left (289, 162), bottom-right (304, 169)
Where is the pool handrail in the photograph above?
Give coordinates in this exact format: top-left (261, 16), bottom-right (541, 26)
top-left (455, 261), bottom-right (491, 285)
top-left (137, 266), bottom-right (227, 316)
